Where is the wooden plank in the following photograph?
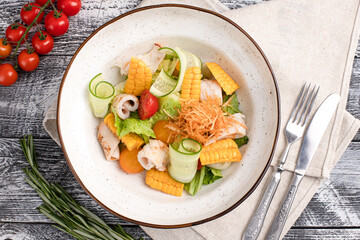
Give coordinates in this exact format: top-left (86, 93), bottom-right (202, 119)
top-left (0, 223), bottom-right (150, 240)
top-left (0, 137), bottom-right (359, 228)
top-left (0, 54), bottom-right (358, 139)
top-left (1, 223), bottom-right (360, 240)
top-left (284, 228), bottom-right (360, 240)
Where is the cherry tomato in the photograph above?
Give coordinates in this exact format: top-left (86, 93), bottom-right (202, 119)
top-left (20, 3), bottom-right (44, 25)
top-left (35, 0), bottom-right (55, 6)
top-left (57, 0), bottom-right (81, 17)
top-left (44, 10), bottom-right (69, 36)
top-left (0, 39), bottom-right (12, 59)
top-left (5, 24), bottom-right (28, 45)
top-left (18, 49), bottom-right (40, 72)
top-left (32, 31), bottom-right (54, 55)
top-left (138, 90), bottom-right (159, 120)
top-left (0, 64), bottom-right (18, 86)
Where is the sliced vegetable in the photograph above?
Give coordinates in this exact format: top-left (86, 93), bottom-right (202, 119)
top-left (184, 166), bottom-right (222, 196)
top-left (89, 73), bottom-right (115, 118)
top-left (206, 62), bottom-right (239, 95)
top-left (200, 139), bottom-right (242, 165)
top-left (104, 113), bottom-right (119, 138)
top-left (119, 148), bottom-right (144, 174)
top-left (146, 169), bottom-right (184, 197)
top-left (124, 57), bottom-right (152, 96)
top-left (138, 90), bottom-right (159, 120)
top-left (168, 138), bottom-right (202, 183)
top-left (207, 162), bottom-right (231, 170)
top-left (180, 67), bottom-right (202, 100)
top-left (159, 47), bottom-right (202, 93)
top-left (121, 133), bottom-right (144, 151)
top-left (153, 120), bottom-right (173, 144)
top-left (184, 166), bottom-right (206, 196)
top-left (150, 69), bottom-right (177, 97)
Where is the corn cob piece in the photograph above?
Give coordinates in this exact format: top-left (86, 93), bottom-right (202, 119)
top-left (180, 67), bottom-right (202, 100)
top-left (124, 57), bottom-right (152, 96)
top-left (200, 139), bottom-right (241, 165)
top-left (146, 169), bottom-right (184, 197)
top-left (104, 113), bottom-right (120, 139)
top-left (206, 63), bottom-right (239, 95)
top-left (121, 132), bottom-right (144, 151)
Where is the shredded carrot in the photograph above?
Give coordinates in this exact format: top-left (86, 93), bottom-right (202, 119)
top-left (167, 97), bottom-right (238, 145)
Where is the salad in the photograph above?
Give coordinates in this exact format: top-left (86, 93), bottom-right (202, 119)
top-left (89, 44), bottom-right (249, 197)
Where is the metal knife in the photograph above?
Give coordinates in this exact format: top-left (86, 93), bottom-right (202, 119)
top-left (265, 93), bottom-right (340, 240)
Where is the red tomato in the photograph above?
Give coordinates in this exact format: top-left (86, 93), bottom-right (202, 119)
top-left (20, 3), bottom-right (44, 25)
top-left (18, 49), bottom-right (40, 72)
top-left (0, 64), bottom-right (18, 86)
top-left (5, 24), bottom-right (28, 45)
top-left (44, 11), bottom-right (69, 36)
top-left (35, 0), bottom-right (55, 6)
top-left (197, 160), bottom-right (203, 170)
top-left (0, 39), bottom-right (12, 59)
top-left (57, 0), bottom-right (82, 17)
top-left (32, 31), bottom-right (54, 55)
top-left (138, 90), bottom-right (159, 120)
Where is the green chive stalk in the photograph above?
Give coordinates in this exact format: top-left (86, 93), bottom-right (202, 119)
top-left (20, 135), bottom-right (141, 240)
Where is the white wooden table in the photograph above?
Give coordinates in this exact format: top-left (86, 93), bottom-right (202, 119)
top-left (0, 0), bottom-right (359, 239)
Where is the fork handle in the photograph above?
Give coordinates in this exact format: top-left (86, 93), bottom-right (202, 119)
top-left (265, 173), bottom-right (303, 240)
top-left (242, 143), bottom-right (292, 240)
top-left (242, 170), bottom-right (281, 240)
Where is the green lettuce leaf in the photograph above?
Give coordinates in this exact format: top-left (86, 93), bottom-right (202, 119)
top-left (234, 136), bottom-right (249, 148)
top-left (222, 92), bottom-right (241, 115)
top-left (118, 118), bottom-right (155, 139)
top-left (203, 167), bottom-right (223, 185)
top-left (159, 92), bottom-right (181, 117)
top-left (112, 107), bottom-right (155, 139)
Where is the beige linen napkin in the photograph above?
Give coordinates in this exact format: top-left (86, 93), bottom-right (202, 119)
top-left (43, 0), bottom-right (360, 239)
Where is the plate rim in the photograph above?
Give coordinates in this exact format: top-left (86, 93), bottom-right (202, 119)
top-left (56, 4), bottom-right (281, 229)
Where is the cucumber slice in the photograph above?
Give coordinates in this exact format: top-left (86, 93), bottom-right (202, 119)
top-left (168, 138), bottom-right (202, 183)
top-left (183, 50), bottom-right (202, 69)
top-left (159, 47), bottom-right (203, 92)
top-left (150, 69), bottom-right (177, 97)
top-left (89, 73), bottom-right (115, 118)
top-left (207, 162), bottom-right (231, 170)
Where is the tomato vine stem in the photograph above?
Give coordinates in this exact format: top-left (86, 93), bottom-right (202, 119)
top-left (8, 0), bottom-right (53, 67)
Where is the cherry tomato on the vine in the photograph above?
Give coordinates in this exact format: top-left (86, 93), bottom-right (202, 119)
top-left (32, 31), bottom-right (54, 55)
top-left (0, 39), bottom-right (12, 59)
top-left (57, 0), bottom-right (82, 17)
top-left (44, 10), bottom-right (69, 36)
top-left (18, 49), bottom-right (40, 72)
top-left (20, 3), bottom-right (44, 25)
top-left (35, 0), bottom-right (55, 6)
top-left (0, 64), bottom-right (18, 86)
top-left (5, 24), bottom-right (28, 45)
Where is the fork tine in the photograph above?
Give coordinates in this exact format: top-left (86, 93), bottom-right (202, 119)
top-left (302, 86), bottom-right (320, 125)
top-left (293, 83), bottom-right (311, 123)
top-left (298, 85), bottom-right (316, 125)
top-left (289, 83), bottom-right (306, 121)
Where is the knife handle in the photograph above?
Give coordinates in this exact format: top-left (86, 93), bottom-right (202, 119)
top-left (265, 173), bottom-right (303, 240)
top-left (242, 170), bottom-right (281, 240)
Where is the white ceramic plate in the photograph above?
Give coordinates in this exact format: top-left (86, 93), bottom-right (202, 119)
top-left (57, 4), bottom-right (280, 228)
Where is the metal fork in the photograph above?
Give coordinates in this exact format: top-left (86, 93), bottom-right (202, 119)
top-left (242, 83), bottom-right (319, 240)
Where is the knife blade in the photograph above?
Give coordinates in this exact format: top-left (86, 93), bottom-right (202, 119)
top-left (265, 93), bottom-right (340, 240)
top-left (294, 93), bottom-right (340, 175)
